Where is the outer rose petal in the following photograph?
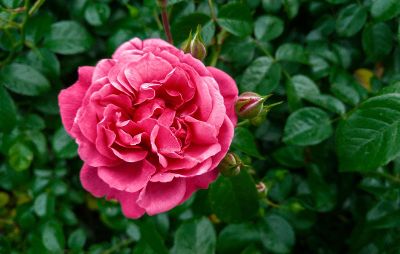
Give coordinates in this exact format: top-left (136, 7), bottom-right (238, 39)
top-left (137, 178), bottom-right (186, 215)
top-left (207, 67), bottom-right (238, 125)
top-left (211, 115), bottom-right (235, 169)
top-left (58, 67), bottom-right (94, 136)
top-left (97, 161), bottom-right (156, 192)
top-left (112, 38), bottom-right (143, 59)
top-left (80, 164), bottom-right (111, 198)
top-left (180, 170), bottom-right (219, 205)
top-left (110, 191), bottom-right (145, 219)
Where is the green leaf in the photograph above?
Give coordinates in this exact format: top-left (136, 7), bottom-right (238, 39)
top-left (262, 0), bottom-right (282, 13)
top-left (286, 78), bottom-right (303, 112)
top-left (264, 169), bottom-right (293, 202)
top-left (68, 228), bottom-right (86, 250)
top-left (259, 214), bottom-right (295, 254)
top-left (379, 81), bottom-right (400, 95)
top-left (371, 0), bottom-right (400, 21)
top-left (84, 2), bottom-right (111, 26)
top-left (232, 127), bottom-right (263, 158)
top-left (217, 3), bottom-right (253, 37)
top-left (34, 192), bottom-right (55, 217)
top-left (290, 75), bottom-right (320, 99)
top-left (240, 56), bottom-right (281, 93)
top-left (171, 217), bottom-right (216, 254)
top-left (305, 94), bottom-right (346, 115)
top-left (305, 165), bottom-right (337, 212)
top-left (23, 49), bottom-right (60, 79)
top-left (25, 13), bottom-right (52, 45)
top-left (337, 94), bottom-right (400, 171)
top-left (362, 22), bottom-right (393, 60)
top-left (217, 223), bottom-right (260, 254)
top-left (283, 0), bottom-right (299, 19)
top-left (8, 142), bottom-right (34, 171)
top-left (171, 13), bottom-right (213, 45)
top-left (0, 85), bottom-right (17, 133)
top-left (330, 72), bottom-right (361, 106)
top-left (276, 43), bottom-right (308, 64)
top-left (366, 197), bottom-right (400, 229)
top-left (44, 21), bottom-right (93, 55)
top-left (42, 220), bottom-right (65, 253)
top-left (272, 145), bottom-right (305, 168)
top-left (209, 170), bottom-right (259, 223)
top-left (283, 107), bottom-right (333, 146)
top-left (336, 4), bottom-right (367, 37)
top-left (0, 63), bottom-right (50, 96)
top-left (254, 16), bottom-right (284, 41)
top-left (221, 37), bottom-right (255, 66)
top-left (34, 192), bottom-right (48, 217)
top-left (126, 223), bottom-right (141, 241)
top-left (138, 220), bottom-right (168, 254)
top-left (52, 128), bottom-right (77, 159)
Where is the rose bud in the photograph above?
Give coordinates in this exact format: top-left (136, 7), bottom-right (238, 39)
top-left (235, 92), bottom-right (270, 119)
top-left (256, 181), bottom-right (267, 197)
top-left (181, 31), bottom-right (192, 53)
top-left (249, 100), bottom-right (283, 126)
top-left (218, 152), bottom-right (242, 177)
top-left (190, 25), bottom-right (207, 61)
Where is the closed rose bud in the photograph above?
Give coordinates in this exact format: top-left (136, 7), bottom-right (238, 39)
top-left (235, 92), bottom-right (269, 119)
top-left (218, 152), bottom-right (242, 177)
top-left (256, 182), bottom-right (266, 195)
top-left (181, 31), bottom-right (193, 53)
top-left (190, 25), bottom-right (207, 61)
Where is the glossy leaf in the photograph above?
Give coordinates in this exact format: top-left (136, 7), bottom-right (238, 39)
top-left (259, 214), bottom-right (295, 254)
top-left (0, 86), bottom-right (17, 133)
top-left (171, 217), bottom-right (216, 254)
top-left (232, 127), bottom-right (263, 158)
top-left (44, 21), bottom-right (93, 55)
top-left (0, 63), bottom-right (50, 96)
top-left (217, 3), bottom-right (253, 37)
top-left (337, 94), bottom-right (400, 171)
top-left (336, 4), bottom-right (367, 37)
top-left (276, 43), bottom-right (308, 64)
top-left (283, 107), bottom-right (333, 146)
top-left (209, 170), bottom-right (259, 223)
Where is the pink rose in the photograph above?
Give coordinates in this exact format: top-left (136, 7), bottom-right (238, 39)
top-left (58, 38), bottom-right (238, 218)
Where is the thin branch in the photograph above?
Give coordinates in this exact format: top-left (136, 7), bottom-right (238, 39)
top-left (159, 0), bottom-right (173, 44)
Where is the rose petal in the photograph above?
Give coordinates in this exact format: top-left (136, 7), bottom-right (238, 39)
top-left (211, 116), bottom-right (235, 169)
top-left (59, 66), bottom-right (93, 136)
top-left (80, 164), bottom-right (111, 198)
top-left (111, 190), bottom-right (145, 219)
top-left (98, 160), bottom-right (155, 192)
top-left (138, 178), bottom-right (186, 215)
top-left (92, 59), bottom-right (115, 82)
top-left (185, 116), bottom-right (218, 145)
top-left (124, 53), bottom-right (173, 91)
top-left (111, 146), bottom-right (148, 163)
top-left (113, 38), bottom-right (143, 59)
top-left (207, 67), bottom-right (238, 125)
top-left (77, 138), bottom-right (119, 167)
top-left (180, 170), bottom-right (219, 205)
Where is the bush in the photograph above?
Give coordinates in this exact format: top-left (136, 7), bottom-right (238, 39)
top-left (1, 0), bottom-right (400, 253)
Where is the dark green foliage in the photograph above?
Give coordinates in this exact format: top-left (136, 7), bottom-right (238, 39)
top-left (1, 0), bottom-right (400, 253)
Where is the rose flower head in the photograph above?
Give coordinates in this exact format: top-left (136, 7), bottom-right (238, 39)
top-left (58, 38), bottom-right (238, 218)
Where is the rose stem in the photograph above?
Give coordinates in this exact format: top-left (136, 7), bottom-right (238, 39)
top-left (159, 0), bottom-right (173, 44)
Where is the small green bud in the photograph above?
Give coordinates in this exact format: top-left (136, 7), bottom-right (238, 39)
top-left (218, 152), bottom-right (242, 177)
top-left (181, 31), bottom-right (193, 53)
top-left (256, 182), bottom-right (267, 198)
top-left (190, 25), bottom-right (207, 61)
top-left (235, 92), bottom-right (269, 119)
